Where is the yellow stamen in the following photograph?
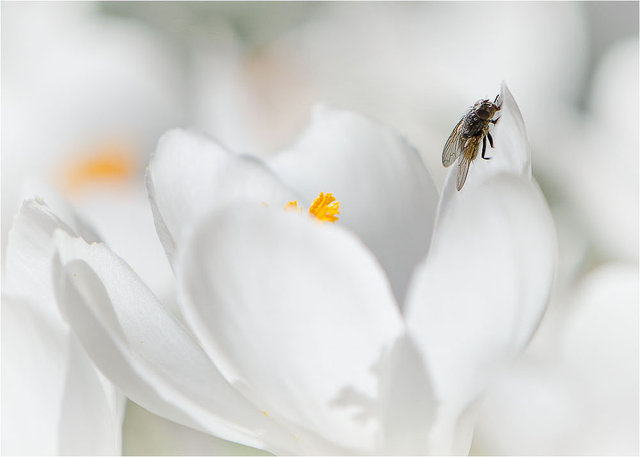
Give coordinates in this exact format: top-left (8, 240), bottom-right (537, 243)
top-left (308, 192), bottom-right (340, 223)
top-left (284, 192), bottom-right (340, 223)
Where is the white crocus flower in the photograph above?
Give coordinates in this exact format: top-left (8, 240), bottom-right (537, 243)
top-left (52, 83), bottom-right (555, 454)
top-left (2, 189), bottom-right (123, 455)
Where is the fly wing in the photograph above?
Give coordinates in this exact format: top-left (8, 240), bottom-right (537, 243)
top-left (456, 154), bottom-right (472, 191)
top-left (442, 118), bottom-right (464, 167)
top-left (455, 136), bottom-right (482, 190)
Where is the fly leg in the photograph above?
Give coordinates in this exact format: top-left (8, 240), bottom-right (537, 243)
top-left (494, 93), bottom-right (503, 108)
top-left (481, 135), bottom-right (492, 160)
top-left (483, 133), bottom-right (495, 160)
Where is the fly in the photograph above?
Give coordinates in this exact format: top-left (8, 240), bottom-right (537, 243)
top-left (442, 94), bottom-right (502, 190)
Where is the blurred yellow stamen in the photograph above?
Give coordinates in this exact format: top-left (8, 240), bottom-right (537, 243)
top-left (284, 192), bottom-right (340, 223)
top-left (61, 140), bottom-right (137, 194)
top-left (284, 200), bottom-right (303, 214)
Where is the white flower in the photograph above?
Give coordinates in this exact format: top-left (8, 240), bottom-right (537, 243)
top-left (534, 36), bottom-right (638, 265)
top-left (51, 83), bottom-right (555, 454)
top-left (2, 188), bottom-right (123, 455)
top-left (1, 2), bottom-right (181, 298)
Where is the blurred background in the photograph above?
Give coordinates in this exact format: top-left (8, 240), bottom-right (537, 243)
top-left (2, 2), bottom-right (638, 455)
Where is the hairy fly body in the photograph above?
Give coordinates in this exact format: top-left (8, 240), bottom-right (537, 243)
top-left (442, 95), bottom-right (502, 190)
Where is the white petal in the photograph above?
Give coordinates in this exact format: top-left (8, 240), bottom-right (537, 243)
top-left (3, 197), bottom-right (125, 455)
top-left (71, 182), bottom-right (177, 313)
top-left (269, 106), bottom-right (439, 305)
top-left (146, 129), bottom-right (295, 265)
top-left (490, 82), bottom-right (531, 176)
top-left (1, 292), bottom-right (121, 455)
top-left (177, 203), bottom-right (404, 453)
top-left (21, 180), bottom-right (102, 243)
top-left (53, 231), bottom-right (296, 454)
top-left (4, 199), bottom-right (82, 327)
top-left (405, 174), bottom-right (556, 450)
top-left (58, 337), bottom-right (123, 455)
top-left (377, 335), bottom-right (436, 454)
top-left (2, 294), bottom-right (67, 455)
top-left (406, 82), bottom-right (555, 429)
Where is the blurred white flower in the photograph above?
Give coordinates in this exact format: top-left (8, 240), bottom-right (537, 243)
top-left (1, 2), bottom-right (182, 300)
top-left (49, 83), bottom-right (555, 454)
top-left (535, 36), bottom-right (638, 265)
top-left (2, 189), bottom-right (123, 455)
top-left (2, 6), bottom-right (182, 447)
top-left (189, 3), bottom-right (589, 176)
top-left (472, 262), bottom-right (638, 455)
top-left (188, 21), bottom-right (317, 157)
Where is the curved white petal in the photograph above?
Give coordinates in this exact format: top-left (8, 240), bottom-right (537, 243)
top-left (2, 198), bottom-right (120, 455)
top-left (269, 106), bottom-right (439, 305)
top-left (146, 129), bottom-right (295, 265)
top-left (58, 337), bottom-right (123, 455)
top-left (377, 334), bottom-right (436, 454)
top-left (407, 82), bottom-right (555, 407)
top-left (53, 231), bottom-right (297, 454)
top-left (4, 198), bottom-right (84, 327)
top-left (21, 180), bottom-right (102, 243)
top-left (405, 174), bottom-right (555, 451)
top-left (177, 203), bottom-right (404, 453)
top-left (64, 180), bottom-right (178, 313)
top-left (1, 294), bottom-right (120, 455)
top-left (2, 294), bottom-right (61, 455)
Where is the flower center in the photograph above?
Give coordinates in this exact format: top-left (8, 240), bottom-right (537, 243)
top-left (285, 192), bottom-right (340, 223)
top-left (60, 140), bottom-right (137, 194)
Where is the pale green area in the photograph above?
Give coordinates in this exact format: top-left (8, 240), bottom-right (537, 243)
top-left (122, 401), bottom-right (272, 456)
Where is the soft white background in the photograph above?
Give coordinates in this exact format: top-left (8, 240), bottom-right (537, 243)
top-left (2, 2), bottom-right (637, 455)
